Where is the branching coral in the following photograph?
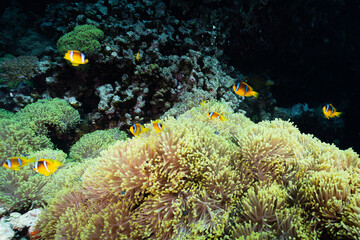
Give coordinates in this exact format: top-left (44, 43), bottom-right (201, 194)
top-left (69, 128), bottom-right (127, 162)
top-left (0, 55), bottom-right (39, 88)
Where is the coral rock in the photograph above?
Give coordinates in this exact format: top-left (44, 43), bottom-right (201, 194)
top-left (0, 221), bottom-right (15, 240)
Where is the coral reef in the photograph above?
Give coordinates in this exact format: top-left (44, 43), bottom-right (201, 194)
top-left (57, 24), bottom-right (104, 57)
top-left (35, 102), bottom-right (360, 239)
top-left (0, 167), bottom-right (48, 212)
top-left (0, 118), bottom-right (53, 162)
top-left (0, 147), bottom-right (81, 214)
top-left (17, 98), bottom-right (80, 135)
top-left (25, 0), bottom-right (252, 133)
top-left (0, 98), bottom-right (80, 162)
top-left (29, 148), bottom-right (67, 164)
top-left (0, 0), bottom-right (359, 238)
top-left (37, 102), bottom-right (247, 239)
top-left (0, 55), bottom-right (39, 88)
top-left (69, 128), bottom-right (127, 162)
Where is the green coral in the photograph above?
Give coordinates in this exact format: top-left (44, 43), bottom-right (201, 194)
top-left (57, 24), bottom-right (104, 57)
top-left (0, 166), bottom-right (48, 211)
top-left (0, 99), bottom-right (82, 212)
top-left (0, 148), bottom-right (85, 212)
top-left (33, 101), bottom-right (360, 239)
top-left (0, 109), bottom-right (15, 119)
top-left (29, 148), bottom-right (67, 163)
top-left (0, 118), bottom-right (53, 162)
top-left (16, 98), bottom-right (80, 135)
top-left (69, 128), bottom-right (127, 162)
top-left (0, 98), bottom-right (79, 161)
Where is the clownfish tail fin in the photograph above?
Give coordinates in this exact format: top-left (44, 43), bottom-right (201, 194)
top-left (252, 91), bottom-right (259, 98)
top-left (53, 159), bottom-right (63, 167)
top-left (27, 157), bottom-right (36, 163)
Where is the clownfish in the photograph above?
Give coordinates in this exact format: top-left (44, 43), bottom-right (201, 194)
top-left (207, 112), bottom-right (228, 121)
top-left (152, 120), bottom-right (164, 133)
top-left (134, 52), bottom-right (142, 61)
top-left (34, 159), bottom-right (63, 176)
top-left (233, 82), bottom-right (259, 98)
top-left (64, 50), bottom-right (89, 66)
top-left (2, 157), bottom-right (36, 170)
top-left (130, 123), bottom-right (149, 137)
top-left (322, 104), bottom-right (342, 119)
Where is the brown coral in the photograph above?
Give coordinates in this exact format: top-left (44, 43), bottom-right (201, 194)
top-left (0, 55), bottom-right (39, 88)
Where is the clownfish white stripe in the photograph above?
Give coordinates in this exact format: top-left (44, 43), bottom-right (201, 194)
top-left (236, 82), bottom-right (240, 92)
top-left (81, 53), bottom-right (85, 63)
top-left (70, 51), bottom-right (74, 62)
top-left (43, 161), bottom-right (50, 173)
top-left (6, 159), bottom-right (11, 168)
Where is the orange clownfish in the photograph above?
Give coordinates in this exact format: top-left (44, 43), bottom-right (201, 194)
top-left (134, 52), bottom-right (142, 61)
top-left (130, 123), bottom-right (149, 137)
top-left (64, 50), bottom-right (89, 66)
top-left (2, 157), bottom-right (36, 170)
top-left (233, 82), bottom-right (259, 98)
top-left (207, 111), bottom-right (228, 121)
top-left (152, 120), bottom-right (164, 133)
top-left (34, 159), bottom-right (63, 176)
top-left (322, 104), bottom-right (342, 119)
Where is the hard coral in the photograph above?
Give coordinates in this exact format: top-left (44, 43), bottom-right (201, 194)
top-left (57, 24), bottom-right (104, 57)
top-left (0, 55), bottom-right (39, 88)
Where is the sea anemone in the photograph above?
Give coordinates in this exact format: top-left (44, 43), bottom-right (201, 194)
top-left (237, 119), bottom-right (303, 184)
top-left (69, 128), bottom-right (127, 162)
